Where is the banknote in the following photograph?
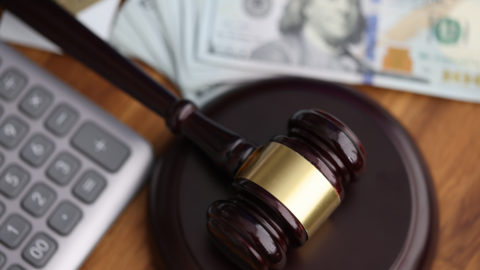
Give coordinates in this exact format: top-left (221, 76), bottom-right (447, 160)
top-left (110, 0), bottom-right (166, 74)
top-left (198, 0), bottom-right (376, 84)
top-left (372, 0), bottom-right (480, 101)
top-left (179, 0), bottom-right (271, 101)
top-left (108, 0), bottom-right (480, 103)
top-left (198, 0), bottom-right (480, 102)
top-left (123, 0), bottom-right (177, 79)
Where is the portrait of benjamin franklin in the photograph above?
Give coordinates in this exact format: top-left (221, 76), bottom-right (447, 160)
top-left (251, 0), bottom-right (367, 72)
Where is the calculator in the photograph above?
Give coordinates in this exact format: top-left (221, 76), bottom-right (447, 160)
top-left (0, 42), bottom-right (154, 269)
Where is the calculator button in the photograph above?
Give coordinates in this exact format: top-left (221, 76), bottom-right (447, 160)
top-left (6, 264), bottom-right (25, 270)
top-left (19, 86), bottom-right (53, 119)
top-left (71, 122), bottom-right (130, 172)
top-left (45, 104), bottom-right (78, 137)
top-left (73, 170), bottom-right (106, 204)
top-left (0, 164), bottom-right (30, 199)
top-left (22, 183), bottom-right (57, 217)
top-left (0, 68), bottom-right (28, 101)
top-left (47, 152), bottom-right (81, 186)
top-left (20, 134), bottom-right (55, 168)
top-left (0, 214), bottom-right (31, 249)
top-left (48, 201), bottom-right (82, 236)
top-left (0, 116), bottom-right (29, 150)
top-left (22, 232), bottom-right (57, 268)
top-left (0, 251), bottom-right (5, 268)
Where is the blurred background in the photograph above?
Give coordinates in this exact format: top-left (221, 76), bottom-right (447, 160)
top-left (0, 0), bottom-right (479, 269)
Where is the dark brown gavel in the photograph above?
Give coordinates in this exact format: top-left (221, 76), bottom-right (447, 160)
top-left (1, 1), bottom-right (365, 269)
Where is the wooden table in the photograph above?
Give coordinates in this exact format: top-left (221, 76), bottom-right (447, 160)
top-left (11, 45), bottom-right (480, 270)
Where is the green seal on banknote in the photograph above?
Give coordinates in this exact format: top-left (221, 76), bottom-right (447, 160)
top-left (434, 18), bottom-right (461, 44)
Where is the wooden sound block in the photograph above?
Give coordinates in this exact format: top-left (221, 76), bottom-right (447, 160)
top-left (149, 78), bottom-right (437, 269)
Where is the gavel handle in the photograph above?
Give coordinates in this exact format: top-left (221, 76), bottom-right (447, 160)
top-left (0, 0), bottom-right (255, 175)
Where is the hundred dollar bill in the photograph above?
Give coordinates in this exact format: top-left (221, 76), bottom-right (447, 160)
top-left (371, 0), bottom-right (480, 102)
top-left (199, 0), bottom-right (480, 102)
top-left (198, 0), bottom-right (377, 84)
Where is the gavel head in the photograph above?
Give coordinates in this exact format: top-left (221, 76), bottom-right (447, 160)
top-left (207, 109), bottom-right (365, 270)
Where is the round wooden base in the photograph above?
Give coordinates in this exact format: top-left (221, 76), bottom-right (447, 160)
top-left (149, 78), bottom-right (437, 269)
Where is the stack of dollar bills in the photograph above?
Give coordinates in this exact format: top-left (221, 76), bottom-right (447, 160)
top-left (111, 0), bottom-right (480, 105)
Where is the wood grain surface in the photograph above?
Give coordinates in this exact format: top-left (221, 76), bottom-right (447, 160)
top-left (10, 45), bottom-right (480, 270)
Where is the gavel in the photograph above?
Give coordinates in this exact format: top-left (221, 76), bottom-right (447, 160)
top-left (1, 1), bottom-right (365, 269)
